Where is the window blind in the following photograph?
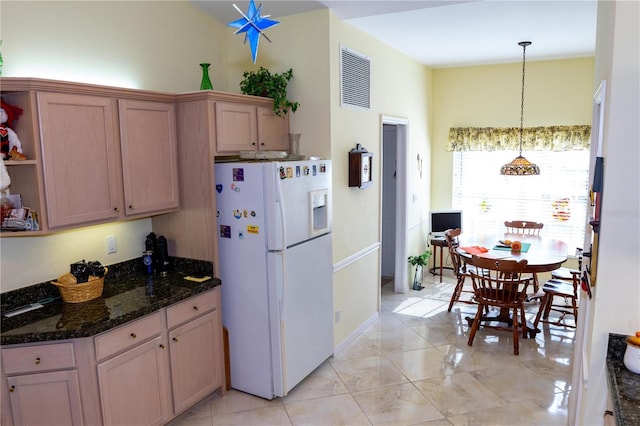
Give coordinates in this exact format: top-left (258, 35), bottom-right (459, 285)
top-left (452, 149), bottom-right (590, 253)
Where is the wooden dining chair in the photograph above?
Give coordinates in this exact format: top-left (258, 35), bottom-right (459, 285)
top-left (444, 228), bottom-right (477, 311)
top-left (533, 272), bottom-right (580, 329)
top-left (551, 248), bottom-right (583, 281)
top-left (504, 220), bottom-right (544, 297)
top-left (504, 220), bottom-right (544, 235)
top-left (466, 255), bottom-right (531, 355)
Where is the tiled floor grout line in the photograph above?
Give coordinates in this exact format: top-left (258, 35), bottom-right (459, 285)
top-left (171, 272), bottom-right (575, 425)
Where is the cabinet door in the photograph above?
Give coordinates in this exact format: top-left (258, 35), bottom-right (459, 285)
top-left (119, 100), bottom-right (179, 217)
top-left (7, 370), bottom-right (83, 426)
top-left (169, 311), bottom-right (222, 414)
top-left (37, 92), bottom-right (122, 228)
top-left (97, 336), bottom-right (170, 426)
top-left (215, 102), bottom-right (258, 152)
top-left (257, 106), bottom-right (289, 151)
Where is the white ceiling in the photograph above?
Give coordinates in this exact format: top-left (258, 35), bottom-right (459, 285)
top-left (193, 0), bottom-right (598, 68)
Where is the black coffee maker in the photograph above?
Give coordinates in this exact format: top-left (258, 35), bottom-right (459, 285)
top-left (156, 236), bottom-right (169, 275)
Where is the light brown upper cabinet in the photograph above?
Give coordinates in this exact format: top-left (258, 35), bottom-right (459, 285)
top-left (118, 99), bottom-right (179, 217)
top-left (215, 101), bottom-right (289, 153)
top-left (37, 92), bottom-right (123, 228)
top-left (0, 78), bottom-right (180, 235)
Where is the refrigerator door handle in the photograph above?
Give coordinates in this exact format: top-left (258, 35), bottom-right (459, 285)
top-left (267, 250), bottom-right (285, 397)
top-left (275, 171), bottom-right (287, 248)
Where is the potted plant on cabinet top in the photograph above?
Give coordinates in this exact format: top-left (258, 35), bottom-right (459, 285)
top-left (408, 249), bottom-right (432, 291)
top-left (239, 67), bottom-right (299, 117)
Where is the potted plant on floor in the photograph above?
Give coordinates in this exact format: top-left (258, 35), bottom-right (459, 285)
top-left (408, 249), bottom-right (432, 290)
top-left (239, 67), bottom-right (300, 117)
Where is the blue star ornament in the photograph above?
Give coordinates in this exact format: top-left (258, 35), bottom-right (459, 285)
top-left (228, 0), bottom-right (280, 63)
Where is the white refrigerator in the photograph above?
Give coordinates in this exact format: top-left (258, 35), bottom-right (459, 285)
top-left (215, 160), bottom-right (334, 399)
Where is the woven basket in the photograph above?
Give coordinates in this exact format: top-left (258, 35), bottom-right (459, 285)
top-left (51, 268), bottom-right (108, 304)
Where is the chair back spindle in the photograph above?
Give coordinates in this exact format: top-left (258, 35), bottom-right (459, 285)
top-left (504, 220), bottom-right (544, 235)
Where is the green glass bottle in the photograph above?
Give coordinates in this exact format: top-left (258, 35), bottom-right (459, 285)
top-left (199, 63), bottom-right (213, 90)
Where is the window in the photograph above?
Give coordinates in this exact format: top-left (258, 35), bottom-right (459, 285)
top-left (452, 149), bottom-right (590, 253)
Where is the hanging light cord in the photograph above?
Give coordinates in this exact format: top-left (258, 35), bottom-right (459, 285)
top-left (518, 41), bottom-right (529, 156)
top-left (500, 41), bottom-right (538, 176)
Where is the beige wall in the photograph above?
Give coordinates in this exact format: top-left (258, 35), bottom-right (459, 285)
top-left (226, 9), bottom-right (434, 345)
top-left (1, 1), bottom-right (229, 93)
top-left (2, 7), bottom-right (622, 405)
top-left (0, 0), bottom-right (228, 291)
top-left (431, 57), bottom-right (595, 209)
top-left (327, 12), bottom-right (432, 345)
top-left (224, 10), bottom-right (333, 159)
top-left (0, 2), bottom-right (433, 350)
top-left (3, 4), bottom-right (634, 425)
top-left (1, 220), bottom-right (152, 289)
top-left (575, 0), bottom-right (640, 423)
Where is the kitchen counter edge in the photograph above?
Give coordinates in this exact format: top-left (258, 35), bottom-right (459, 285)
top-left (606, 333), bottom-right (640, 426)
top-left (1, 257), bottom-right (219, 345)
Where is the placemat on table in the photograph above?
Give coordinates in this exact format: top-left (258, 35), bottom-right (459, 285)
top-left (460, 246), bottom-right (489, 255)
top-left (492, 242), bottom-right (531, 253)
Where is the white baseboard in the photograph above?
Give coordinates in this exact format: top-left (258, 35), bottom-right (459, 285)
top-left (333, 311), bottom-right (380, 355)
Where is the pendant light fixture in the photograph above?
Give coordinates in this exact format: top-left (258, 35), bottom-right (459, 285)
top-left (500, 41), bottom-right (540, 175)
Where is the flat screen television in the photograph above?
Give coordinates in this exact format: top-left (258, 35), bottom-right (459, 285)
top-left (430, 210), bottom-right (463, 237)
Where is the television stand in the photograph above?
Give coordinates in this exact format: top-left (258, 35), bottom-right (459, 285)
top-left (429, 237), bottom-right (454, 283)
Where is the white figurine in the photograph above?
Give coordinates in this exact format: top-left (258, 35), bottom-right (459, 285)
top-left (0, 159), bottom-right (10, 192)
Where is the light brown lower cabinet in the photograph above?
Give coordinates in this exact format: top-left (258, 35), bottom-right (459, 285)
top-left (1, 288), bottom-right (224, 426)
top-left (7, 369), bottom-right (84, 426)
top-left (97, 289), bottom-right (222, 426)
top-left (169, 311), bottom-right (221, 413)
top-left (97, 336), bottom-right (171, 426)
top-left (1, 342), bottom-right (84, 426)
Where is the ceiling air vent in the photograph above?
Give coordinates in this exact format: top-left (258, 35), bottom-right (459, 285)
top-left (340, 45), bottom-right (371, 110)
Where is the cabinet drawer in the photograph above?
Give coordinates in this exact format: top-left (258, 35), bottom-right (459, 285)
top-left (95, 311), bottom-right (162, 361)
top-left (2, 342), bottom-right (75, 374)
top-left (166, 290), bottom-right (218, 330)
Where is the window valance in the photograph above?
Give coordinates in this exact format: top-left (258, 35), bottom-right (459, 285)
top-left (447, 125), bottom-right (591, 152)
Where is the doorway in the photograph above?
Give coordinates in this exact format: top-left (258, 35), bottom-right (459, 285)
top-left (381, 124), bottom-right (397, 287)
top-left (380, 116), bottom-right (409, 293)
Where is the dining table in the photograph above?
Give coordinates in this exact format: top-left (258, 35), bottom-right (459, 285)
top-left (457, 233), bottom-right (568, 272)
top-left (456, 232), bottom-right (569, 337)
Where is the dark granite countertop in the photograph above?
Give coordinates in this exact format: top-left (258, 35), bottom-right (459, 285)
top-left (606, 333), bottom-right (640, 425)
top-left (1, 257), bottom-right (220, 346)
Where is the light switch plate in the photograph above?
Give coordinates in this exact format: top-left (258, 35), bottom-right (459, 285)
top-left (106, 235), bottom-right (117, 254)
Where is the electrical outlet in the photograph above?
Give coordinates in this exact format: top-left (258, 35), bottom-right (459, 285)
top-left (335, 310), bottom-right (341, 324)
top-left (106, 235), bottom-right (117, 254)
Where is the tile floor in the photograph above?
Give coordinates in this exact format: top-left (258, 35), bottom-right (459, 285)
top-left (169, 271), bottom-right (576, 426)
